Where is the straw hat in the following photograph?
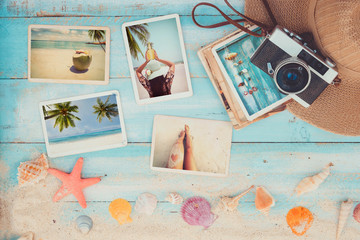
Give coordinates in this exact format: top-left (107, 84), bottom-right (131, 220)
top-left (245, 0), bottom-right (360, 136)
top-left (144, 60), bottom-right (169, 80)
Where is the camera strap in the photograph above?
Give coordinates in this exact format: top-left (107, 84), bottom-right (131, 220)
top-left (191, 0), bottom-right (277, 37)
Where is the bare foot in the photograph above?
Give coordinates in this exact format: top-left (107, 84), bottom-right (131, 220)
top-left (184, 125), bottom-right (192, 149)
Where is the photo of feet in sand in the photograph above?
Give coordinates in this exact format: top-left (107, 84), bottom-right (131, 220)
top-left (40, 91), bottom-right (127, 157)
top-left (150, 115), bottom-right (233, 176)
top-left (123, 15), bottom-right (192, 104)
top-left (28, 25), bottom-right (110, 84)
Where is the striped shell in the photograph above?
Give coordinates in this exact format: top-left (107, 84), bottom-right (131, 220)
top-left (165, 192), bottom-right (184, 205)
top-left (255, 186), bottom-right (275, 216)
top-left (181, 197), bottom-right (217, 229)
top-left (17, 154), bottom-right (49, 187)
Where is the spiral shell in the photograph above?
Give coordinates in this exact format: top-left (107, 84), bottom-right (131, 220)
top-left (165, 192), bottom-right (183, 205)
top-left (181, 197), bottom-right (217, 229)
top-left (219, 185), bottom-right (254, 211)
top-left (134, 193), bottom-right (158, 215)
top-left (76, 215), bottom-right (93, 234)
top-left (17, 154), bottom-right (49, 187)
top-left (337, 199), bottom-right (353, 240)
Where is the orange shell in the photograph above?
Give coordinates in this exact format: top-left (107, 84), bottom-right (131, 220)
top-left (109, 198), bottom-right (132, 225)
top-left (286, 206), bottom-right (314, 236)
top-left (255, 186), bottom-right (275, 216)
top-left (17, 154), bottom-right (49, 186)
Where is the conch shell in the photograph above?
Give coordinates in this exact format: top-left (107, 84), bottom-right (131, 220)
top-left (337, 199), bottom-right (353, 240)
top-left (165, 192), bottom-right (184, 205)
top-left (109, 198), bottom-right (132, 225)
top-left (255, 186), bottom-right (275, 216)
top-left (295, 162), bottom-right (334, 196)
top-left (17, 154), bottom-right (49, 187)
top-left (219, 185), bottom-right (254, 211)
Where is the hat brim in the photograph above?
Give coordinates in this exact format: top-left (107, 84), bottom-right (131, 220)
top-left (147, 66), bottom-right (169, 80)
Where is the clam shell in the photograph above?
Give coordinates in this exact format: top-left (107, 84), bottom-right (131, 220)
top-left (255, 186), bottom-right (275, 216)
top-left (109, 198), bottom-right (132, 225)
top-left (134, 193), bottom-right (158, 215)
top-left (76, 215), bottom-right (93, 234)
top-left (181, 197), bottom-right (217, 229)
top-left (165, 192), bottom-right (184, 205)
top-left (17, 154), bottom-right (49, 187)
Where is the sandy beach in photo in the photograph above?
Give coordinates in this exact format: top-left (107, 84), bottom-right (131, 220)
top-left (31, 48), bottom-right (105, 81)
top-left (152, 116), bottom-right (233, 175)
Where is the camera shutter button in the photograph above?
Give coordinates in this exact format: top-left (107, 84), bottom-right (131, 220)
top-left (325, 58), bottom-right (336, 68)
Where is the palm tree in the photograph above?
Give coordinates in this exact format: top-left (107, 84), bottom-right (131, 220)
top-left (88, 30), bottom-right (106, 52)
top-left (44, 102), bottom-right (81, 132)
top-left (126, 24), bottom-right (150, 60)
top-left (93, 96), bottom-right (119, 123)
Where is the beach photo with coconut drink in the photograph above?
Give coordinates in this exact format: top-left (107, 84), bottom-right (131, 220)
top-left (122, 14), bottom-right (192, 104)
top-left (28, 25), bottom-right (110, 84)
top-left (40, 91), bottom-right (127, 157)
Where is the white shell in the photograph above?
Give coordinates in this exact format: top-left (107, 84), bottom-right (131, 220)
top-left (165, 192), bottom-right (184, 205)
top-left (18, 232), bottom-right (34, 240)
top-left (295, 163), bottom-right (333, 196)
top-left (219, 185), bottom-right (254, 211)
top-left (134, 193), bottom-right (157, 215)
top-left (337, 199), bottom-right (353, 240)
top-left (76, 215), bottom-right (93, 234)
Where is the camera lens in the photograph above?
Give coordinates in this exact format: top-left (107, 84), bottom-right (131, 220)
top-left (274, 59), bottom-right (311, 94)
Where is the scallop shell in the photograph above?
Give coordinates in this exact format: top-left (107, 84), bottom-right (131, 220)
top-left (181, 196), bottom-right (217, 229)
top-left (255, 186), bottom-right (275, 216)
top-left (219, 185), bottom-right (254, 211)
top-left (18, 232), bottom-right (34, 240)
top-left (353, 203), bottom-right (360, 223)
top-left (337, 199), bottom-right (353, 240)
top-left (109, 198), bottom-right (132, 225)
top-left (295, 162), bottom-right (333, 196)
top-left (76, 215), bottom-right (93, 234)
top-left (17, 154), bottom-right (49, 187)
top-left (165, 192), bottom-right (184, 205)
top-left (134, 193), bottom-right (157, 215)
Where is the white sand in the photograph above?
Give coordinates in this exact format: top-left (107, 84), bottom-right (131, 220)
top-left (30, 48), bottom-right (106, 81)
top-left (48, 133), bottom-right (125, 157)
top-left (152, 116), bottom-right (233, 175)
top-left (135, 63), bottom-right (190, 100)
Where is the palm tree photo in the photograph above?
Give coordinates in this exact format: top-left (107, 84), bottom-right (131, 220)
top-left (44, 102), bottom-right (81, 132)
top-left (126, 24), bottom-right (150, 60)
top-left (93, 96), bottom-right (119, 123)
top-left (88, 30), bottom-right (106, 52)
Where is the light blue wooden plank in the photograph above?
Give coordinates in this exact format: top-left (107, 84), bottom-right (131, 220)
top-left (1, 79), bottom-right (359, 143)
top-left (0, 0), bottom-right (244, 17)
top-left (0, 16), bottom-right (236, 79)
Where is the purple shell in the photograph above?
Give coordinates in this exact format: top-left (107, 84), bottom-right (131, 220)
top-left (181, 197), bottom-right (217, 229)
top-left (353, 203), bottom-right (360, 223)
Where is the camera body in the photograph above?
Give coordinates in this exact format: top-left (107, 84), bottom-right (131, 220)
top-left (250, 26), bottom-right (338, 107)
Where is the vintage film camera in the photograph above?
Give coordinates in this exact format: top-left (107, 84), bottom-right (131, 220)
top-left (250, 26), bottom-right (338, 107)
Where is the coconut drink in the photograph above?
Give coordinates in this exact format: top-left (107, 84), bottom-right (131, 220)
top-left (72, 50), bottom-right (92, 71)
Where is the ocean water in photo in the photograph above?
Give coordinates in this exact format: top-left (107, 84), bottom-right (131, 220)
top-left (49, 128), bottom-right (121, 143)
top-left (31, 40), bottom-right (104, 50)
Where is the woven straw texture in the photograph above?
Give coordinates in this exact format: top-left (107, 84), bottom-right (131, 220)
top-left (245, 0), bottom-right (360, 136)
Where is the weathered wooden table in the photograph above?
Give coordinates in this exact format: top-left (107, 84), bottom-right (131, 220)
top-left (1, 1), bottom-right (360, 239)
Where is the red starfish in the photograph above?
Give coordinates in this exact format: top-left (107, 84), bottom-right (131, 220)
top-left (48, 157), bottom-right (101, 208)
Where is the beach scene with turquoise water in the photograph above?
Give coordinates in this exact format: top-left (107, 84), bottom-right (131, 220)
top-left (31, 27), bottom-right (107, 81)
top-left (217, 29), bottom-right (287, 117)
top-left (42, 93), bottom-right (124, 157)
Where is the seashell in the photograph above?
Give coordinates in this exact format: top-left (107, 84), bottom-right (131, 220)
top-left (255, 186), bottom-right (275, 216)
top-left (17, 154), bottom-right (49, 187)
top-left (17, 232), bottom-right (34, 240)
top-left (134, 193), bottom-right (157, 215)
top-left (295, 162), bottom-right (334, 196)
top-left (76, 215), bottom-right (93, 234)
top-left (181, 196), bottom-right (218, 229)
top-left (109, 198), bottom-right (132, 225)
top-left (353, 203), bottom-right (360, 223)
top-left (337, 199), bottom-right (353, 240)
top-left (165, 192), bottom-right (184, 205)
top-left (286, 206), bottom-right (313, 236)
top-left (219, 185), bottom-right (254, 211)
top-left (225, 52), bottom-right (238, 60)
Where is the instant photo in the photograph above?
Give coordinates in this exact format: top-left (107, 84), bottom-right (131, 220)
top-left (40, 91), bottom-right (127, 157)
top-left (28, 25), bottom-right (110, 84)
top-left (122, 14), bottom-right (193, 105)
top-left (212, 27), bottom-right (291, 121)
top-left (150, 115), bottom-right (232, 177)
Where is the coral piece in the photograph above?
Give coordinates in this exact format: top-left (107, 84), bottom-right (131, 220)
top-left (219, 185), bottom-right (254, 211)
top-left (47, 157), bottom-right (101, 209)
top-left (165, 192), bottom-right (184, 205)
top-left (76, 215), bottom-right (93, 234)
top-left (286, 206), bottom-right (313, 236)
top-left (295, 162), bottom-right (334, 196)
top-left (353, 203), bottom-right (360, 223)
top-left (134, 193), bottom-right (158, 215)
top-left (337, 199), bottom-right (353, 240)
top-left (109, 198), bottom-right (132, 225)
top-left (181, 197), bottom-right (217, 229)
top-left (18, 232), bottom-right (34, 240)
top-left (255, 186), bottom-right (275, 216)
top-left (17, 154), bottom-right (49, 187)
